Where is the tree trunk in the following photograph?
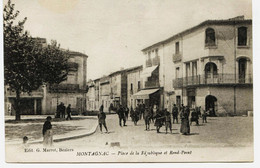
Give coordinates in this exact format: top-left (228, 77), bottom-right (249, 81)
top-left (15, 90), bottom-right (21, 121)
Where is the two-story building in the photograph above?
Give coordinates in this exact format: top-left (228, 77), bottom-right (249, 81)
top-left (5, 38), bottom-right (89, 115)
top-left (141, 16), bottom-right (252, 116)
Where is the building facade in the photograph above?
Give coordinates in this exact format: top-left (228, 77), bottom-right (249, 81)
top-left (5, 38), bottom-right (89, 115)
top-left (141, 16), bottom-right (252, 115)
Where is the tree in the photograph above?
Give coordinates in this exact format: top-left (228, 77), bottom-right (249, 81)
top-left (4, 0), bottom-right (69, 120)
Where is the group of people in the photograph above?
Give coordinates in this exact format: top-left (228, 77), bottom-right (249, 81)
top-left (56, 102), bottom-right (72, 120)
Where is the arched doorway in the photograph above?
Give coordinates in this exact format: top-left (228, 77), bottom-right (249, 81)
top-left (204, 62), bottom-right (218, 84)
top-left (205, 95), bottom-right (217, 116)
top-left (238, 58), bottom-right (247, 83)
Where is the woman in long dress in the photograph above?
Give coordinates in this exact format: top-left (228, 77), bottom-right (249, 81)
top-left (42, 116), bottom-right (53, 146)
top-left (180, 107), bottom-right (190, 135)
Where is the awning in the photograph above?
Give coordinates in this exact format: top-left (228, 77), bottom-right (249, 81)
top-left (140, 65), bottom-right (158, 78)
top-left (133, 88), bottom-right (159, 99)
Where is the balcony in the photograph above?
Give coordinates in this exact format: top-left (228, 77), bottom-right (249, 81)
top-left (145, 80), bottom-right (160, 88)
top-left (173, 73), bottom-right (253, 88)
top-left (49, 84), bottom-right (80, 93)
top-left (6, 88), bottom-right (44, 98)
top-left (172, 53), bottom-right (182, 62)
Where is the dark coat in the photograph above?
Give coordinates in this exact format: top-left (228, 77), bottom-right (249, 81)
top-left (42, 121), bottom-right (52, 135)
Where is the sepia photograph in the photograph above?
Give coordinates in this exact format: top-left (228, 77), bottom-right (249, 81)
top-left (1, 0), bottom-right (256, 164)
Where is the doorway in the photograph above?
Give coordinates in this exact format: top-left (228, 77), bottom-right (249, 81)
top-left (238, 58), bottom-right (247, 83)
top-left (205, 95), bottom-right (217, 116)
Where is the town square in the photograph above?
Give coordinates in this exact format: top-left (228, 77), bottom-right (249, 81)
top-left (2, 0), bottom-right (255, 163)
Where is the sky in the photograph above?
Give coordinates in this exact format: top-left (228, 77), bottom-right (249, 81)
top-left (3, 0), bottom-right (252, 80)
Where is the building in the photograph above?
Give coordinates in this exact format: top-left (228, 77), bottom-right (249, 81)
top-left (86, 65), bottom-right (144, 112)
top-left (45, 50), bottom-right (88, 115)
top-left (126, 65), bottom-right (143, 108)
top-left (5, 38), bottom-right (88, 115)
top-left (141, 16), bottom-right (252, 115)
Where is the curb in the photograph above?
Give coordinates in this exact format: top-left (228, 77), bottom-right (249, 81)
top-left (6, 121), bottom-right (99, 145)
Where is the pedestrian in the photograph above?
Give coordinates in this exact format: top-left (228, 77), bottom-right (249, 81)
top-left (97, 110), bottom-right (108, 133)
top-left (130, 106), bottom-right (134, 121)
top-left (117, 105), bottom-right (126, 126)
top-left (180, 107), bottom-right (190, 135)
top-left (154, 110), bottom-right (164, 133)
top-left (61, 102), bottom-right (66, 118)
top-left (164, 109), bottom-right (172, 134)
top-left (56, 103), bottom-right (62, 118)
top-left (133, 108), bottom-right (139, 126)
top-left (42, 116), bottom-right (53, 146)
top-left (125, 106), bottom-right (129, 120)
top-left (172, 104), bottom-right (179, 124)
top-left (66, 104), bottom-right (72, 120)
top-left (99, 104), bottom-right (104, 113)
top-left (144, 107), bottom-right (152, 130)
top-left (190, 109), bottom-right (199, 126)
top-left (202, 110), bottom-right (208, 123)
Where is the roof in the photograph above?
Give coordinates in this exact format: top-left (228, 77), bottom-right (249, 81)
top-left (142, 16), bottom-right (252, 52)
top-left (67, 50), bottom-right (88, 58)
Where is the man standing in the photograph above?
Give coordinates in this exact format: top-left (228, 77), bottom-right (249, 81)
top-left (66, 104), bottom-right (72, 120)
top-left (61, 102), bottom-right (66, 118)
top-left (118, 105), bottom-right (126, 126)
top-left (172, 104), bottom-right (179, 124)
top-left (97, 109), bottom-right (108, 133)
top-left (165, 109), bottom-right (172, 134)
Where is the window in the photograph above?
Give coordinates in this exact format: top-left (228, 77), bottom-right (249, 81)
top-left (130, 83), bottom-right (133, 94)
top-left (175, 42), bottom-right (180, 54)
top-left (205, 62), bottom-right (218, 78)
top-left (175, 67), bottom-right (180, 79)
top-left (138, 81), bottom-right (141, 90)
top-left (238, 27), bottom-right (247, 46)
top-left (205, 28), bottom-right (216, 46)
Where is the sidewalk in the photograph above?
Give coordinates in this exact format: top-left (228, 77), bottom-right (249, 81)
top-left (5, 115), bottom-right (98, 145)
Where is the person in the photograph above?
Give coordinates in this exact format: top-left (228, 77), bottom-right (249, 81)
top-left (109, 103), bottom-right (113, 114)
top-left (144, 107), bottom-right (152, 130)
top-left (66, 104), bottom-right (72, 120)
top-left (42, 116), bottom-right (53, 146)
top-left (190, 109), bottom-right (199, 126)
top-left (141, 103), bottom-right (145, 119)
top-left (97, 109), bottom-right (108, 133)
top-left (61, 102), bottom-right (66, 118)
top-left (172, 104), bottom-right (179, 124)
top-left (56, 103), bottom-right (62, 118)
top-left (154, 110), bottom-right (164, 133)
top-left (99, 104), bottom-right (104, 113)
top-left (132, 108), bottom-right (139, 126)
top-left (117, 105), bottom-right (126, 126)
top-left (22, 136), bottom-right (29, 148)
top-left (202, 109), bottom-right (209, 123)
top-left (130, 106), bottom-right (134, 121)
top-left (180, 107), bottom-right (190, 135)
top-left (125, 106), bottom-right (129, 120)
top-left (165, 109), bottom-right (172, 134)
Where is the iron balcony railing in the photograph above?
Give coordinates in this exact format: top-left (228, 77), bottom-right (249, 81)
top-left (173, 73), bottom-right (253, 88)
top-left (49, 84), bottom-right (80, 93)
